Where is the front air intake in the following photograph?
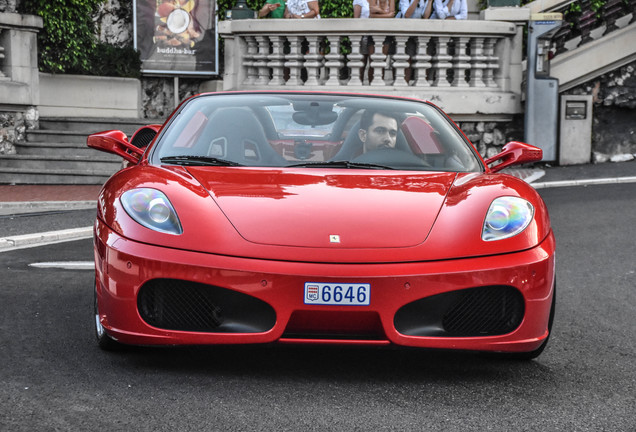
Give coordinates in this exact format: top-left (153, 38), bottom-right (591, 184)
top-left (138, 279), bottom-right (276, 333)
top-left (394, 285), bottom-right (524, 337)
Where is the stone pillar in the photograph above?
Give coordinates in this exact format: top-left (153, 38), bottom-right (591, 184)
top-left (0, 12), bottom-right (43, 154)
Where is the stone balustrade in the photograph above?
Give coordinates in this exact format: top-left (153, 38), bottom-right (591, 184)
top-left (219, 19), bottom-right (524, 120)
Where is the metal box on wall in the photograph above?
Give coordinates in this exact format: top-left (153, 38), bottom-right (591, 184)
top-left (559, 95), bottom-right (593, 165)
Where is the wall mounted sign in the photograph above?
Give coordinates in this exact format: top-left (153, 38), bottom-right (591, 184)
top-left (134, 0), bottom-right (219, 76)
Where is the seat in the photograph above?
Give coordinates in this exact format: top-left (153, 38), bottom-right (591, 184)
top-left (331, 120), bottom-right (364, 161)
top-left (199, 107), bottom-right (285, 166)
top-left (401, 116), bottom-right (443, 155)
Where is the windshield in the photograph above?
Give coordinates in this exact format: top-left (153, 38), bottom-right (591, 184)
top-left (152, 93), bottom-right (482, 172)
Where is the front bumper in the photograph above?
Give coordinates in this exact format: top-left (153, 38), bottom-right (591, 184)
top-left (94, 219), bottom-right (555, 353)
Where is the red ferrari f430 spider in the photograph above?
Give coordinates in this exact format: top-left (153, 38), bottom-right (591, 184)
top-left (88, 91), bottom-right (555, 359)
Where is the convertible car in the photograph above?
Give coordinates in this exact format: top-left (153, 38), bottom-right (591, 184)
top-left (88, 91), bottom-right (555, 359)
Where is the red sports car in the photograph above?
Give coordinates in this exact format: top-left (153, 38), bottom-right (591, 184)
top-left (88, 91), bottom-right (555, 359)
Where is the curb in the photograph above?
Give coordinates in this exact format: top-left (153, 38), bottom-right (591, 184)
top-left (0, 226), bottom-right (93, 251)
top-left (532, 176), bottom-right (636, 189)
top-left (0, 200), bottom-right (97, 216)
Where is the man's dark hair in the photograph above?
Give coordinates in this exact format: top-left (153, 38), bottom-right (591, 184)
top-left (359, 109), bottom-right (399, 131)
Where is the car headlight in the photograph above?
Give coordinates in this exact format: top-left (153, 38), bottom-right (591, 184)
top-left (121, 188), bottom-right (183, 235)
top-left (482, 197), bottom-right (534, 241)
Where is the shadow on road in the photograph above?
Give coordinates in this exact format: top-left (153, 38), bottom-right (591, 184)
top-left (98, 342), bottom-right (555, 384)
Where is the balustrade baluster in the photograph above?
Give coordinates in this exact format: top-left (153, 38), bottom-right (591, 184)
top-left (392, 36), bottom-right (410, 87)
top-left (285, 36), bottom-right (305, 86)
top-left (243, 36), bottom-right (258, 85)
top-left (628, 0), bottom-right (636, 24)
top-left (433, 36), bottom-right (452, 87)
top-left (254, 36), bottom-right (270, 86)
top-left (304, 35), bottom-right (323, 86)
top-left (483, 37), bottom-right (499, 88)
top-left (369, 36), bottom-right (387, 86)
top-left (0, 31), bottom-right (5, 79)
top-left (323, 36), bottom-right (344, 87)
top-left (347, 36), bottom-right (365, 86)
top-left (452, 37), bottom-right (470, 88)
top-left (576, 0), bottom-right (598, 46)
top-left (469, 37), bottom-right (487, 87)
top-left (601, 0), bottom-right (627, 34)
top-left (552, 24), bottom-right (573, 55)
top-left (413, 36), bottom-right (432, 87)
top-left (268, 36), bottom-right (286, 86)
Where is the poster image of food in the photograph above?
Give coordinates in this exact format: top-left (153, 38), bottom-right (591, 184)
top-left (134, 0), bottom-right (218, 75)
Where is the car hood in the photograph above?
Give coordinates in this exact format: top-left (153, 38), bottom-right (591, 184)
top-left (189, 168), bottom-right (456, 249)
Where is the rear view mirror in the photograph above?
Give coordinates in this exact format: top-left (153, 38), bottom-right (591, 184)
top-left (292, 101), bottom-right (338, 126)
top-left (87, 130), bottom-right (145, 164)
top-left (485, 141), bottom-right (543, 173)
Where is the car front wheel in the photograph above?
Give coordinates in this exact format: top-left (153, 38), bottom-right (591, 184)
top-left (94, 281), bottom-right (122, 351)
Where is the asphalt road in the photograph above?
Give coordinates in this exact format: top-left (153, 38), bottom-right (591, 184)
top-left (0, 209), bottom-right (96, 237)
top-left (0, 183), bottom-right (634, 431)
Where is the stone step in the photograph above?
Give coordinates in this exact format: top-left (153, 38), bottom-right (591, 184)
top-left (0, 154), bottom-right (122, 172)
top-left (38, 117), bottom-right (164, 134)
top-left (4, 116), bottom-right (156, 185)
top-left (26, 129), bottom-right (92, 144)
top-left (0, 167), bottom-right (113, 185)
top-left (26, 118), bottom-right (164, 144)
top-left (14, 141), bottom-right (122, 158)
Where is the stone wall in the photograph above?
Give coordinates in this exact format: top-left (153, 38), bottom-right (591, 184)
top-left (0, 108), bottom-right (37, 154)
top-left (460, 118), bottom-right (524, 160)
top-left (94, 0), bottom-right (132, 46)
top-left (565, 61), bottom-right (636, 162)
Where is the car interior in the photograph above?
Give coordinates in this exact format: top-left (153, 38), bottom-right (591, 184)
top-left (153, 94), bottom-right (481, 172)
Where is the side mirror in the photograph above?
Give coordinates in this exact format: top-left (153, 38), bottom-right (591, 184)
top-left (485, 141), bottom-right (543, 173)
top-left (87, 130), bottom-right (145, 164)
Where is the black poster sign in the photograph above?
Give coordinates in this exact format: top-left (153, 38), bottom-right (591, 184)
top-left (134, 0), bottom-right (218, 75)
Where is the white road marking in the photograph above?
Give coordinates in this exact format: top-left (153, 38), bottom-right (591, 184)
top-left (29, 261), bottom-right (94, 270)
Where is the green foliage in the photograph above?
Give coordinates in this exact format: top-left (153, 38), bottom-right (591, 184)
top-left (89, 43), bottom-right (142, 79)
top-left (21, 0), bottom-right (100, 73)
top-left (19, 0), bottom-right (140, 77)
top-left (318, 0), bottom-right (354, 17)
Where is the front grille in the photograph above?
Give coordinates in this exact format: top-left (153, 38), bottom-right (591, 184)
top-left (394, 286), bottom-right (524, 337)
top-left (138, 279), bottom-right (276, 333)
top-left (442, 286), bottom-right (524, 336)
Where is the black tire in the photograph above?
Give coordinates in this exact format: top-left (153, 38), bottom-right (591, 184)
top-left (94, 281), bottom-right (123, 351)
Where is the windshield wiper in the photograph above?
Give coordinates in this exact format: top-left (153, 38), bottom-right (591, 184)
top-left (160, 155), bottom-right (244, 167)
top-left (286, 160), bottom-right (394, 170)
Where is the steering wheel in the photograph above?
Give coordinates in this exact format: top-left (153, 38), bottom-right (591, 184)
top-left (351, 148), bottom-right (431, 169)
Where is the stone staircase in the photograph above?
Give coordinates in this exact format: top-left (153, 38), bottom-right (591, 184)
top-left (0, 117), bottom-right (163, 185)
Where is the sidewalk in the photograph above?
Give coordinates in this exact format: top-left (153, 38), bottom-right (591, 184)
top-left (0, 185), bottom-right (102, 216)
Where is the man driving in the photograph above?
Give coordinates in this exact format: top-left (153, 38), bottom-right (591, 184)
top-left (358, 109), bottom-right (399, 153)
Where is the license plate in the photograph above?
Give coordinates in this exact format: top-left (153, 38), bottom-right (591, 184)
top-left (304, 282), bottom-right (370, 306)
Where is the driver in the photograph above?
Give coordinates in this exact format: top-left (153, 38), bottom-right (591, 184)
top-left (358, 109), bottom-right (399, 153)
